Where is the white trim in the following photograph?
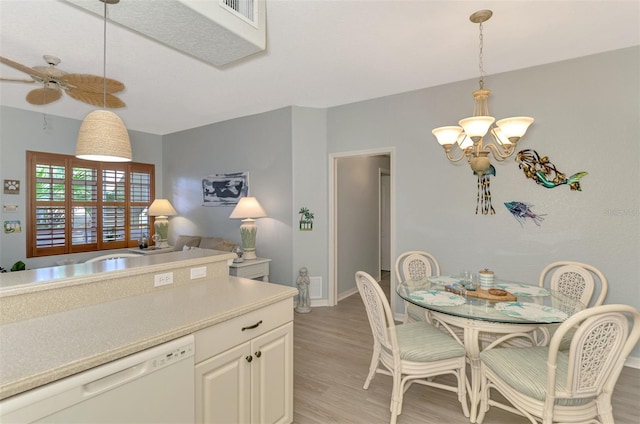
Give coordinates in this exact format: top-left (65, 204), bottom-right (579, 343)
top-left (337, 286), bottom-right (359, 302)
top-left (310, 299), bottom-right (331, 308)
top-left (328, 147), bottom-right (396, 314)
top-left (624, 356), bottom-right (640, 369)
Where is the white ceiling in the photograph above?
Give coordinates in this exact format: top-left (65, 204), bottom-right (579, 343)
top-left (1, 0), bottom-right (638, 135)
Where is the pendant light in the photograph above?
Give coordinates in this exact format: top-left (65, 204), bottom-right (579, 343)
top-left (75, 0), bottom-right (132, 162)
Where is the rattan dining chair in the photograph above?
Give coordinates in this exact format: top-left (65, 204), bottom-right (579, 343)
top-left (394, 251), bottom-right (440, 323)
top-left (539, 261), bottom-right (608, 307)
top-left (477, 304), bottom-right (640, 424)
top-left (355, 271), bottom-right (469, 424)
top-left (537, 261), bottom-right (609, 349)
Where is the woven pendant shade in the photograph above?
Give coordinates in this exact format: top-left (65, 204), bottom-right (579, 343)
top-left (76, 110), bottom-right (132, 162)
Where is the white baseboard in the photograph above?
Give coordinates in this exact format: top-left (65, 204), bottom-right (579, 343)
top-left (310, 299), bottom-right (330, 307)
top-left (625, 356), bottom-right (640, 369)
top-left (337, 287), bottom-right (358, 302)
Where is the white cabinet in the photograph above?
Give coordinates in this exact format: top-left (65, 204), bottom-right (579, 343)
top-left (194, 299), bottom-right (293, 424)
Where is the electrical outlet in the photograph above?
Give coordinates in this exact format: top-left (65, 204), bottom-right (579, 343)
top-left (190, 266), bottom-right (207, 279)
top-left (154, 272), bottom-right (174, 287)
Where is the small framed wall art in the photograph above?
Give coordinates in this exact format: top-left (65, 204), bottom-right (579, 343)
top-left (202, 172), bottom-right (249, 206)
top-left (4, 180), bottom-right (20, 195)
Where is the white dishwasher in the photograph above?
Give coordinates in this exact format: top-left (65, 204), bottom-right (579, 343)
top-left (0, 334), bottom-right (195, 423)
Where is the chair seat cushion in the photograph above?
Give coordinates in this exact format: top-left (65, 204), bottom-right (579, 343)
top-left (546, 323), bottom-right (577, 351)
top-left (406, 302), bottom-right (427, 322)
top-left (396, 321), bottom-right (465, 362)
top-left (480, 347), bottom-right (593, 406)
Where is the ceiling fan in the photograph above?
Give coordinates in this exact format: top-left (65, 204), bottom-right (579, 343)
top-left (0, 54), bottom-right (125, 108)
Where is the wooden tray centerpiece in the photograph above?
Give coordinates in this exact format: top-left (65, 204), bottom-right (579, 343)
top-left (445, 284), bottom-right (516, 302)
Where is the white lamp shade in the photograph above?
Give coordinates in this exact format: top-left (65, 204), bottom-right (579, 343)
top-left (491, 127), bottom-right (512, 145)
top-left (229, 197), bottom-right (267, 219)
top-left (432, 126), bottom-right (463, 146)
top-left (496, 116), bottom-right (534, 139)
top-left (458, 135), bottom-right (473, 149)
top-left (458, 116), bottom-right (495, 138)
top-left (76, 110), bottom-right (132, 162)
top-left (148, 199), bottom-right (177, 217)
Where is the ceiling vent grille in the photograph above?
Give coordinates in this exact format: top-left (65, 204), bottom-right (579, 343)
top-left (221, 0), bottom-right (256, 26)
top-left (63, 0), bottom-right (266, 67)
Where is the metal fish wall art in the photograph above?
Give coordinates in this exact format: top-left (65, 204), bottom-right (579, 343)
top-left (516, 149), bottom-right (587, 191)
top-left (504, 201), bottom-right (546, 226)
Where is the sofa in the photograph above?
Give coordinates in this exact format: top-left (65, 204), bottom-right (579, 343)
top-left (173, 235), bottom-right (238, 252)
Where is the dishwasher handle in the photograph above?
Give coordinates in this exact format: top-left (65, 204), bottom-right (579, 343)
top-left (82, 362), bottom-right (148, 395)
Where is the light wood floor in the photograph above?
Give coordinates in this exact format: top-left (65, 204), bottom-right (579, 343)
top-left (293, 271), bottom-right (640, 424)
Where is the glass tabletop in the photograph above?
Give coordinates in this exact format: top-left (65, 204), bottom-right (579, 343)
top-left (397, 276), bottom-right (585, 324)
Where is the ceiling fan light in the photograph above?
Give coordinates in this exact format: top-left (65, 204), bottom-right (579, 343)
top-left (432, 126), bottom-right (463, 146)
top-left (76, 110), bottom-right (132, 162)
top-left (458, 116), bottom-right (495, 138)
top-left (496, 116), bottom-right (534, 139)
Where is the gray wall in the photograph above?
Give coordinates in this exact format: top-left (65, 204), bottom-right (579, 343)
top-left (291, 107), bottom-right (329, 299)
top-left (162, 107), bottom-right (294, 287)
top-left (0, 106), bottom-right (163, 269)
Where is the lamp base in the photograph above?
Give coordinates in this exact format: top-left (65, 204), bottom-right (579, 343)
top-left (239, 219), bottom-right (258, 261)
top-left (153, 216), bottom-right (170, 249)
top-left (243, 249), bottom-right (257, 260)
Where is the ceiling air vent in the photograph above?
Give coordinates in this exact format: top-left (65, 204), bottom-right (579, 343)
top-left (63, 0), bottom-right (266, 67)
top-left (221, 0), bottom-right (256, 26)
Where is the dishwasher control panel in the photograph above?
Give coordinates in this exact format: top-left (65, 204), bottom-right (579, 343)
top-left (151, 341), bottom-right (194, 370)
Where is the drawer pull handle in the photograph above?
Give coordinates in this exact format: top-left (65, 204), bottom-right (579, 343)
top-left (254, 351), bottom-right (262, 358)
top-left (242, 320), bottom-right (263, 331)
top-left (246, 355), bottom-right (253, 363)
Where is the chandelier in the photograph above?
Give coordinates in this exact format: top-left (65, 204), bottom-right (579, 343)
top-left (432, 10), bottom-right (534, 213)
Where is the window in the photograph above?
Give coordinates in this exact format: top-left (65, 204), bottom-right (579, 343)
top-left (27, 151), bottom-right (155, 258)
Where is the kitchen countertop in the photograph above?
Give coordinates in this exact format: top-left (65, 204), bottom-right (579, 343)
top-left (0, 249), bottom-right (230, 295)
top-left (0, 275), bottom-right (297, 400)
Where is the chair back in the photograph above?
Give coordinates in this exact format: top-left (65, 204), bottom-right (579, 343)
top-left (539, 261), bottom-right (608, 307)
top-left (547, 304), bottom-right (640, 403)
top-left (395, 251), bottom-right (440, 283)
top-left (355, 271), bottom-right (399, 362)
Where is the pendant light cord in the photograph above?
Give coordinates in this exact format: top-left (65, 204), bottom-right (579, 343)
top-left (102, 0), bottom-right (107, 109)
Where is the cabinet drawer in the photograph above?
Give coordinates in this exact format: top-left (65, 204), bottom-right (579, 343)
top-left (194, 299), bottom-right (292, 363)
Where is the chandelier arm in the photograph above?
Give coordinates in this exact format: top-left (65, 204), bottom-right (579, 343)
top-left (443, 146), bottom-right (470, 163)
top-left (483, 141), bottom-right (516, 161)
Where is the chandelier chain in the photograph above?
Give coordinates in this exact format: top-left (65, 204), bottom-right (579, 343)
top-left (478, 21), bottom-right (485, 89)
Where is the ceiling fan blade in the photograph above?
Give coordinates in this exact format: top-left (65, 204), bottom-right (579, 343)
top-left (26, 86), bottom-right (62, 105)
top-left (61, 74), bottom-right (125, 94)
top-left (0, 77), bottom-right (36, 83)
top-left (0, 56), bottom-right (49, 81)
top-left (65, 88), bottom-right (126, 108)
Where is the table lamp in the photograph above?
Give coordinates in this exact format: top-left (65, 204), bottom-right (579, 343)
top-left (147, 199), bottom-right (177, 248)
top-left (229, 196), bottom-right (267, 260)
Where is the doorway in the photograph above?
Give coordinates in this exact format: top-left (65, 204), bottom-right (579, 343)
top-left (328, 148), bottom-right (396, 315)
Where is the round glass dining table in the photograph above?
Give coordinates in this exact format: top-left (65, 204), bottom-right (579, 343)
top-left (396, 277), bottom-right (585, 423)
